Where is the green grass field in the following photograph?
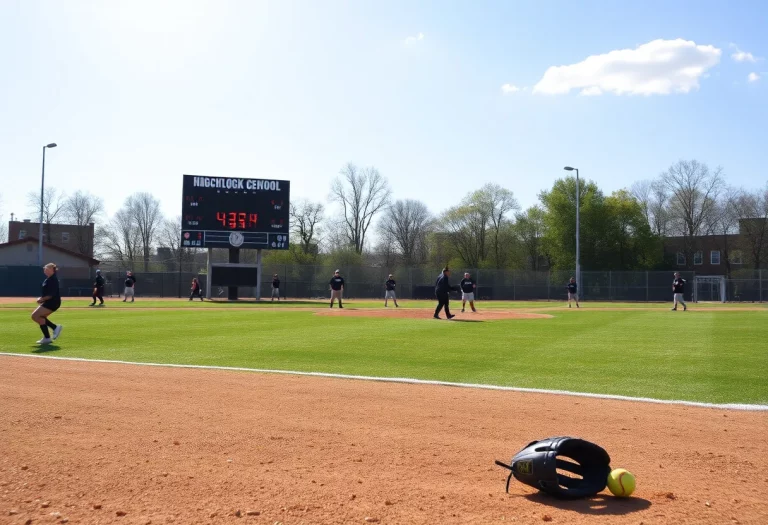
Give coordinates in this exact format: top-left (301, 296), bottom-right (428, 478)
top-left (1, 299), bottom-right (766, 406)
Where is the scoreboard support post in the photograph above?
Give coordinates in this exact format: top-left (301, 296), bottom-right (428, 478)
top-left (228, 248), bottom-right (240, 301)
top-left (256, 249), bottom-right (263, 300)
top-left (206, 248), bottom-right (212, 299)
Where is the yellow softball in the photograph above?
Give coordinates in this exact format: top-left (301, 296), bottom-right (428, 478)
top-left (607, 468), bottom-right (636, 497)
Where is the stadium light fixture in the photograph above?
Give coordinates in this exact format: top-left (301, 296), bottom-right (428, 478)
top-left (563, 166), bottom-right (580, 294)
top-left (39, 143), bottom-right (58, 266)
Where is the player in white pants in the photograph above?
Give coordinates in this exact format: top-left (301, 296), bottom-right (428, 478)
top-left (672, 272), bottom-right (687, 311)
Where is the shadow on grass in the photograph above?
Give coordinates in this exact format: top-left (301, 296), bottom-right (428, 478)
top-left (32, 344), bottom-right (61, 353)
top-left (207, 300), bottom-right (325, 306)
top-left (522, 493), bottom-right (651, 515)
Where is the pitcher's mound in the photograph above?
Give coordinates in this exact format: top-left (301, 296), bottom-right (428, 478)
top-left (315, 308), bottom-right (552, 321)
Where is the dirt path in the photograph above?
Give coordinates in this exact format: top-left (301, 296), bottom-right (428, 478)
top-left (1, 356), bottom-right (766, 524)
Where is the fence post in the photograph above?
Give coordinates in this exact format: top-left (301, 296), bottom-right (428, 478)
top-left (547, 272), bottom-right (551, 301)
top-left (646, 271), bottom-right (649, 302)
top-left (760, 269), bottom-right (763, 303)
top-left (609, 271), bottom-right (612, 301)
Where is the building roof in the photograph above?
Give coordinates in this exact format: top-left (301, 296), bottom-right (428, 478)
top-left (0, 237), bottom-right (101, 265)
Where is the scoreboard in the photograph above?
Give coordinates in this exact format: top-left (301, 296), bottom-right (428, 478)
top-left (181, 175), bottom-right (290, 249)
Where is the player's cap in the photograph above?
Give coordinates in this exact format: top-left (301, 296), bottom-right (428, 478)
top-left (335, 269), bottom-right (340, 273)
top-left (388, 274), bottom-right (393, 277)
top-left (95, 269), bottom-right (101, 273)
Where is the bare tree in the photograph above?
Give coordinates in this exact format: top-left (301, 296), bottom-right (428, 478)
top-left (733, 185), bottom-right (768, 269)
top-left (661, 160), bottom-right (724, 267)
top-left (26, 187), bottom-right (66, 242)
top-left (631, 179), bottom-right (671, 237)
top-left (330, 163), bottom-right (391, 254)
top-left (479, 183), bottom-right (520, 268)
top-left (290, 200), bottom-right (324, 254)
top-left (97, 208), bottom-right (142, 266)
top-left (377, 199), bottom-right (432, 265)
top-left (705, 188), bottom-right (740, 277)
top-left (127, 193), bottom-right (163, 271)
top-left (158, 216), bottom-right (196, 271)
top-left (62, 191), bottom-right (104, 256)
top-left (440, 203), bottom-right (490, 268)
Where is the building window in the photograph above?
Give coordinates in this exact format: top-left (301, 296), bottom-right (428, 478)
top-left (676, 252), bottom-right (686, 266)
top-left (711, 250), bottom-right (721, 265)
top-left (694, 251), bottom-right (703, 265)
top-left (18, 230), bottom-right (26, 239)
top-left (730, 250), bottom-right (743, 265)
top-left (61, 232), bottom-right (70, 244)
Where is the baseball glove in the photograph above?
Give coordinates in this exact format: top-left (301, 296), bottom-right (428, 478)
top-left (495, 436), bottom-right (611, 499)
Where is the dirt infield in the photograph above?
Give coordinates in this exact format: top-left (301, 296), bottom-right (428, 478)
top-left (1, 356), bottom-right (766, 524)
top-left (316, 308), bottom-right (553, 321)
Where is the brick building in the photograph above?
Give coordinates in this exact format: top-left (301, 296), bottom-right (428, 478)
top-left (8, 220), bottom-right (95, 258)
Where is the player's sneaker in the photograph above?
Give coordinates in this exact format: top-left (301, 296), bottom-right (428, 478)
top-left (461, 308), bottom-right (465, 313)
top-left (683, 306), bottom-right (687, 311)
top-left (36, 337), bottom-right (53, 345)
top-left (53, 325), bottom-right (63, 340)
top-left (433, 315), bottom-right (441, 319)
top-left (89, 303), bottom-right (96, 307)
top-left (447, 314), bottom-right (456, 319)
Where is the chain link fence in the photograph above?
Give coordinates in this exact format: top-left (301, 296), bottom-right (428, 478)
top-left (1, 264), bottom-right (765, 302)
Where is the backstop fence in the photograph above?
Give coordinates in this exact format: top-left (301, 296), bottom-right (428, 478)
top-left (1, 264), bottom-right (765, 302)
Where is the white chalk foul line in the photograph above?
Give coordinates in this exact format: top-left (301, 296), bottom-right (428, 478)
top-left (2, 352), bottom-right (767, 412)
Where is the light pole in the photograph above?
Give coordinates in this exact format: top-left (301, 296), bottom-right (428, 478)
top-left (563, 166), bottom-right (580, 294)
top-left (39, 143), bottom-right (57, 266)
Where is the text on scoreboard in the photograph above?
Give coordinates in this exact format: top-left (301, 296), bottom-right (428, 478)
top-left (181, 175), bottom-right (290, 249)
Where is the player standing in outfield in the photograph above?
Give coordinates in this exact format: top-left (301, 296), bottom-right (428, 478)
top-left (122, 270), bottom-right (137, 303)
top-left (89, 269), bottom-right (105, 307)
top-left (672, 272), bottom-right (687, 311)
top-left (271, 274), bottom-right (280, 301)
top-left (434, 267), bottom-right (457, 319)
top-left (384, 274), bottom-right (399, 308)
top-left (32, 263), bottom-right (63, 345)
top-left (566, 277), bottom-right (580, 308)
top-left (329, 269), bottom-right (344, 308)
top-left (460, 272), bottom-right (477, 313)
top-left (189, 277), bottom-right (204, 301)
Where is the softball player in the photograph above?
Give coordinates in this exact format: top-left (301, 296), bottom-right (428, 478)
top-left (672, 272), bottom-right (687, 311)
top-left (123, 271), bottom-right (137, 302)
top-left (32, 263), bottom-right (63, 344)
top-left (329, 270), bottom-right (344, 308)
top-left (567, 277), bottom-right (580, 308)
top-left (384, 274), bottom-right (399, 307)
top-left (460, 272), bottom-right (477, 313)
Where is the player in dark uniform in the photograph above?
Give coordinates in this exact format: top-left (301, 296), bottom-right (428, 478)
top-left (189, 277), bottom-right (204, 301)
top-left (329, 270), bottom-right (344, 308)
top-left (672, 272), bottom-right (687, 311)
top-left (271, 274), bottom-right (281, 301)
top-left (434, 267), bottom-right (457, 319)
top-left (123, 271), bottom-right (136, 302)
top-left (460, 272), bottom-right (477, 313)
top-left (384, 274), bottom-right (399, 308)
top-left (566, 277), bottom-right (580, 308)
top-left (32, 262), bottom-right (63, 344)
top-left (90, 269), bottom-right (105, 307)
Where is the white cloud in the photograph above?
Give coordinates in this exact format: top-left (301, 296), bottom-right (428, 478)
top-left (730, 44), bottom-right (758, 63)
top-left (748, 72), bottom-right (760, 82)
top-left (732, 50), bottom-right (757, 62)
top-left (532, 38), bottom-right (721, 96)
top-left (501, 83), bottom-right (521, 94)
top-left (404, 32), bottom-right (424, 45)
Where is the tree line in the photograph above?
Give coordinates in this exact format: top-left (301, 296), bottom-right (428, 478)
top-left (3, 159), bottom-right (767, 273)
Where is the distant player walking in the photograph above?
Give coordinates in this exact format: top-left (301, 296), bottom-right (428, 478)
top-left (32, 263), bottom-right (63, 345)
top-left (189, 277), bottom-right (204, 301)
top-left (329, 270), bottom-right (344, 308)
top-left (672, 272), bottom-right (687, 311)
top-left (434, 267), bottom-right (457, 320)
top-left (460, 272), bottom-right (477, 313)
top-left (123, 271), bottom-right (137, 303)
top-left (567, 277), bottom-right (580, 308)
top-left (271, 274), bottom-right (280, 301)
top-left (384, 274), bottom-right (399, 307)
top-left (90, 269), bottom-right (105, 307)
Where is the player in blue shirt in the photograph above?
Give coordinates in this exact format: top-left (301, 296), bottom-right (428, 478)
top-left (32, 263), bottom-right (63, 345)
top-left (566, 277), bottom-right (580, 308)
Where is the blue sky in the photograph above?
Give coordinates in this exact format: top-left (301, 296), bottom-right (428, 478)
top-left (1, 0), bottom-right (766, 228)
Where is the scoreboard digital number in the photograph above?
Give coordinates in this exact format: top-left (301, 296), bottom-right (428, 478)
top-left (181, 175), bottom-right (290, 249)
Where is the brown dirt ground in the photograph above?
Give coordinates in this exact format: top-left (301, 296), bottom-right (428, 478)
top-left (1, 356), bottom-right (767, 525)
